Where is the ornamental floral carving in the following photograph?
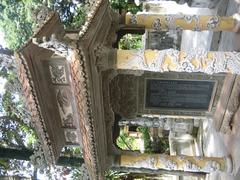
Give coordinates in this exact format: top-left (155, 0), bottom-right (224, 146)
top-left (79, 163), bottom-right (90, 180)
top-left (130, 14), bottom-right (137, 24)
top-left (56, 89), bottom-right (75, 127)
top-left (93, 44), bottom-right (112, 72)
top-left (202, 160), bottom-right (221, 172)
top-left (152, 18), bottom-right (162, 31)
top-left (160, 155), bottom-right (177, 170)
top-left (49, 64), bottom-right (67, 84)
top-left (32, 34), bottom-right (71, 57)
top-left (207, 16), bottom-right (220, 30)
top-left (125, 157), bottom-right (156, 169)
top-left (127, 13), bottom-right (237, 32)
top-left (110, 74), bottom-right (138, 119)
top-left (64, 129), bottom-right (79, 144)
top-left (117, 49), bottom-right (240, 75)
top-left (30, 140), bottom-right (48, 170)
top-left (183, 160), bottom-right (201, 172)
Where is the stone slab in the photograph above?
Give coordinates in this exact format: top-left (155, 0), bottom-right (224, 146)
top-left (145, 79), bottom-right (215, 110)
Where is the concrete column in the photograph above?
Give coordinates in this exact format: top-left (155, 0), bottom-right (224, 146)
top-left (120, 154), bottom-right (233, 173)
top-left (116, 49), bottom-right (240, 75)
top-left (119, 117), bottom-right (169, 129)
top-left (119, 117), bottom-right (195, 134)
top-left (125, 13), bottom-right (240, 32)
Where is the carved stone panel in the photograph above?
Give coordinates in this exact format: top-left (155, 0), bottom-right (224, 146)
top-left (56, 88), bottom-right (75, 128)
top-left (45, 59), bottom-right (79, 148)
top-left (110, 74), bottom-right (138, 119)
top-left (49, 64), bottom-right (68, 84)
top-left (145, 79), bottom-right (215, 110)
top-left (64, 129), bottom-right (79, 145)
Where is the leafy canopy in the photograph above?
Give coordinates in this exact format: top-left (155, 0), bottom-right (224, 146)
top-left (0, 0), bottom-right (86, 50)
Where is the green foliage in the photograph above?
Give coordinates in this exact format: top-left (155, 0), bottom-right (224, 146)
top-left (0, 0), bottom-right (35, 50)
top-left (0, 0), bottom-right (86, 50)
top-left (0, 159), bottom-right (33, 177)
top-left (137, 127), bottom-right (152, 153)
top-left (110, 0), bottom-right (141, 14)
top-left (0, 0), bottom-right (87, 177)
top-left (119, 34), bottom-right (142, 50)
top-left (105, 170), bottom-right (128, 180)
top-left (61, 146), bottom-right (82, 157)
top-left (51, 0), bottom-right (86, 29)
top-left (0, 48), bottom-right (36, 176)
top-left (158, 138), bottom-right (169, 154)
top-left (116, 131), bottom-right (138, 150)
top-left (65, 5), bottom-right (86, 29)
top-left (0, 0), bottom-right (142, 50)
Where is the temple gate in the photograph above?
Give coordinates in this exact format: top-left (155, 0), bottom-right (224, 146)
top-left (15, 0), bottom-right (239, 179)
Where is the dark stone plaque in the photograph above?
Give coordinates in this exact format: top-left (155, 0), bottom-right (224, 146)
top-left (145, 79), bottom-right (215, 110)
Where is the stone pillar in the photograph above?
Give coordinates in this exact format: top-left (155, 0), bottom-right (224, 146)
top-left (116, 49), bottom-right (240, 75)
top-left (119, 117), bottom-right (195, 134)
top-left (119, 117), bottom-right (170, 129)
top-left (125, 13), bottom-right (240, 32)
top-left (111, 166), bottom-right (207, 178)
top-left (120, 154), bottom-right (233, 173)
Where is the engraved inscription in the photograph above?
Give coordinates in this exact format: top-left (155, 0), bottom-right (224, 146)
top-left (145, 79), bottom-right (215, 110)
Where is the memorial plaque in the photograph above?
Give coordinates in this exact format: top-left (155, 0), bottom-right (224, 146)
top-left (145, 79), bottom-right (216, 110)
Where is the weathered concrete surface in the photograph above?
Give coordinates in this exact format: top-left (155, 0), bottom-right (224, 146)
top-left (218, 0), bottom-right (240, 51)
top-left (179, 0), bottom-right (240, 179)
top-left (204, 118), bottom-right (240, 180)
top-left (205, 1), bottom-right (240, 179)
top-left (180, 0), bottom-right (229, 52)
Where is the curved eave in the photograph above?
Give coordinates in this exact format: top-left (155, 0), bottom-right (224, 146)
top-left (15, 52), bottom-right (55, 166)
top-left (18, 12), bottom-right (61, 52)
top-left (79, 0), bottom-right (105, 38)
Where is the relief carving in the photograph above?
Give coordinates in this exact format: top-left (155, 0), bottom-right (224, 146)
top-left (126, 13), bottom-right (238, 32)
top-left (33, 34), bottom-right (71, 57)
top-left (117, 49), bottom-right (240, 75)
top-left (102, 70), bottom-right (117, 124)
top-left (64, 129), bottom-right (79, 144)
top-left (49, 64), bottom-right (68, 84)
top-left (160, 155), bottom-right (178, 170)
top-left (110, 74), bottom-right (138, 119)
top-left (102, 70), bottom-right (119, 155)
top-left (56, 88), bottom-right (75, 128)
top-left (106, 8), bottom-right (119, 46)
top-left (94, 44), bottom-right (110, 72)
